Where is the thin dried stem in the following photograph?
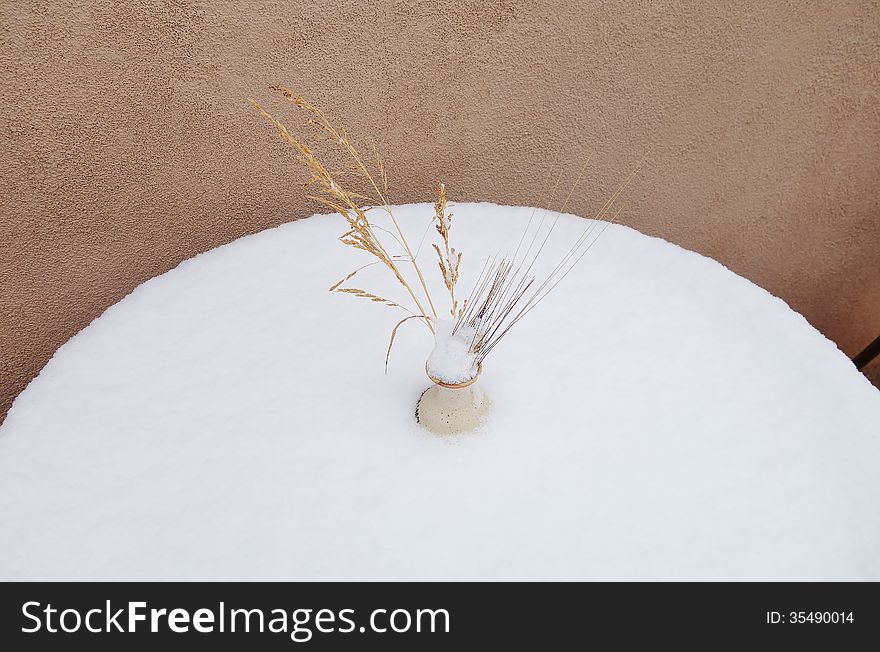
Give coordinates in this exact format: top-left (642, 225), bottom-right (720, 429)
top-left (454, 153), bottom-right (646, 365)
top-left (385, 315), bottom-right (424, 373)
top-left (267, 86), bottom-right (439, 322)
top-left (432, 182), bottom-right (462, 318)
top-left (251, 92), bottom-right (436, 333)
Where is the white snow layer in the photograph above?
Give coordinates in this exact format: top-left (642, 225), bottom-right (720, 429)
top-left (1, 202), bottom-right (878, 581)
top-left (425, 319), bottom-right (479, 384)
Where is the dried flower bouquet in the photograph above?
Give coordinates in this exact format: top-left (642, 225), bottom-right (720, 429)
top-left (252, 87), bottom-right (635, 395)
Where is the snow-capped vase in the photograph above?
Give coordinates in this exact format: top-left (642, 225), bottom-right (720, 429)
top-left (416, 363), bottom-right (490, 435)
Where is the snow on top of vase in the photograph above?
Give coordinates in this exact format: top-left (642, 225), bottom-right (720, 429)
top-left (426, 319), bottom-right (479, 385)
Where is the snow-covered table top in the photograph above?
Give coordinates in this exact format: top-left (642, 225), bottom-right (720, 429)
top-left (2, 203), bottom-right (878, 580)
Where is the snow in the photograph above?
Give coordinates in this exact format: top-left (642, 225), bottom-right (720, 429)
top-left (425, 319), bottom-right (478, 384)
top-left (1, 202), bottom-right (879, 581)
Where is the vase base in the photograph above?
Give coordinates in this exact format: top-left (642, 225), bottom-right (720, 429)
top-left (416, 384), bottom-right (490, 435)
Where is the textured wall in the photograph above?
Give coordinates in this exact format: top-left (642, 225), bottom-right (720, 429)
top-left (2, 0), bottom-right (879, 421)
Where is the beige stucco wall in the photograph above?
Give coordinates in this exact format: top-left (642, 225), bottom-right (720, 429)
top-left (2, 0), bottom-right (879, 421)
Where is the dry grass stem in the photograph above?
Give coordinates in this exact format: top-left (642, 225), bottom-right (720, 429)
top-left (334, 287), bottom-right (404, 310)
top-left (431, 182), bottom-right (462, 318)
top-left (250, 87), bottom-right (439, 333)
top-left (267, 85), bottom-right (440, 321)
top-left (385, 315), bottom-right (425, 372)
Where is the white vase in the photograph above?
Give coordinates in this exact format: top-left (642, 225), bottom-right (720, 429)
top-left (416, 363), bottom-right (490, 435)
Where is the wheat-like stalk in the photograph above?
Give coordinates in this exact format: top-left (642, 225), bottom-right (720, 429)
top-left (454, 157), bottom-right (644, 364)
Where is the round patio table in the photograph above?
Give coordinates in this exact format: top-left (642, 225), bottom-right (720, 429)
top-left (1, 203), bottom-right (878, 580)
